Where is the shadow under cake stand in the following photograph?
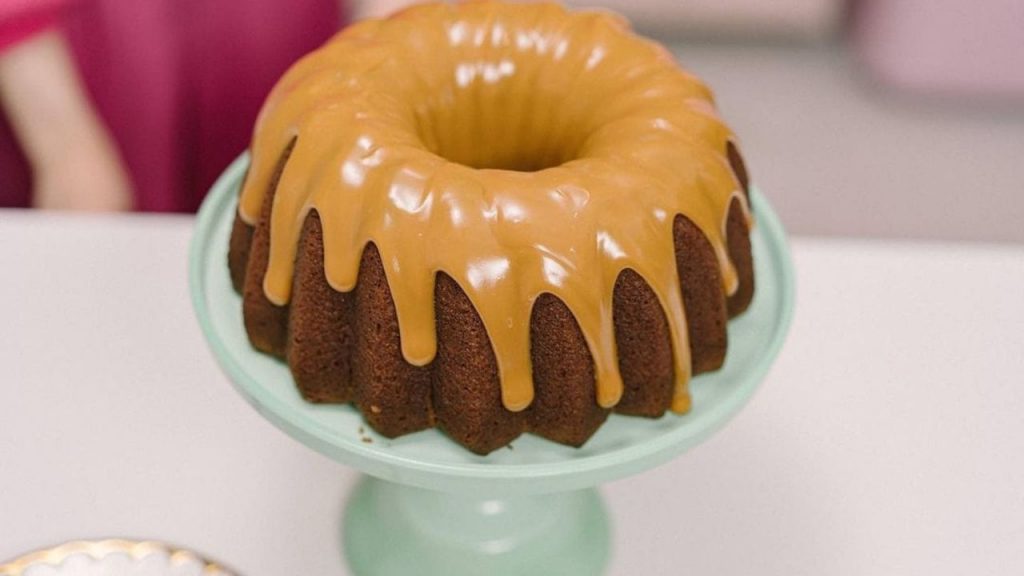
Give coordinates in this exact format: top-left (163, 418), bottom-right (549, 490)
top-left (190, 156), bottom-right (795, 576)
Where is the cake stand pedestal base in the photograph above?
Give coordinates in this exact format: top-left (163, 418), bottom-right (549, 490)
top-left (343, 476), bottom-right (610, 576)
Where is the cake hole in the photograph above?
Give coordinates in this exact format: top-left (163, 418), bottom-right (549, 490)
top-left (411, 57), bottom-right (593, 172)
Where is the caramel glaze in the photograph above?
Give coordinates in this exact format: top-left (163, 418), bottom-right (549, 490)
top-left (238, 1), bottom-right (752, 414)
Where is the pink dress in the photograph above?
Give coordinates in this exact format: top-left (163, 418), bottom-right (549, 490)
top-left (0, 0), bottom-right (343, 211)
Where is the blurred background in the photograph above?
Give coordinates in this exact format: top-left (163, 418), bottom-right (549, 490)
top-left (1, 0), bottom-right (1022, 243)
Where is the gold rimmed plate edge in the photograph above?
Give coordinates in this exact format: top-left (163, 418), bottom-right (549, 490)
top-left (0, 539), bottom-right (236, 576)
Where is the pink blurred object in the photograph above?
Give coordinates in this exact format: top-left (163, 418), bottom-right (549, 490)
top-left (854, 0), bottom-right (1024, 98)
top-left (0, 0), bottom-right (342, 211)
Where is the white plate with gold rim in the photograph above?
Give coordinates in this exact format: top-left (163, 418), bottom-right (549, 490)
top-left (0, 540), bottom-right (236, 576)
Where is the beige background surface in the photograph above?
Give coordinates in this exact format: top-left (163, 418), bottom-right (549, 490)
top-left (674, 40), bottom-right (1024, 245)
top-left (358, 0), bottom-right (845, 39)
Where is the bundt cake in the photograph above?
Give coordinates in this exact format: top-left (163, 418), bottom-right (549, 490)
top-left (228, 0), bottom-right (755, 455)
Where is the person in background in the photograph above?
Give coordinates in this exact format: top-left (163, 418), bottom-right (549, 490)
top-left (0, 0), bottom-right (347, 212)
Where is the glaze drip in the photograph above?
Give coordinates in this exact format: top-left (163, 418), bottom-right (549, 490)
top-left (239, 1), bottom-right (750, 413)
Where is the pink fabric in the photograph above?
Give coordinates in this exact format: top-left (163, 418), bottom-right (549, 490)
top-left (0, 0), bottom-right (343, 211)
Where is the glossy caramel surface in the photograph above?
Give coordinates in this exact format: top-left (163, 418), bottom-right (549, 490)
top-left (239, 1), bottom-right (749, 413)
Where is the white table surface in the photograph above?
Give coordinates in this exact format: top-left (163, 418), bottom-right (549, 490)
top-left (2, 210), bottom-right (1023, 575)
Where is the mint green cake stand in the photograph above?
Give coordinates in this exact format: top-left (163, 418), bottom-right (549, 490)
top-left (190, 155), bottom-right (795, 576)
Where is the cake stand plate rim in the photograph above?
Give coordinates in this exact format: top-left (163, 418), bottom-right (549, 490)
top-left (189, 153), bottom-right (796, 494)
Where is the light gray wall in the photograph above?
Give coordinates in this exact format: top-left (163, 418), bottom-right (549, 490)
top-left (674, 41), bottom-right (1024, 245)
